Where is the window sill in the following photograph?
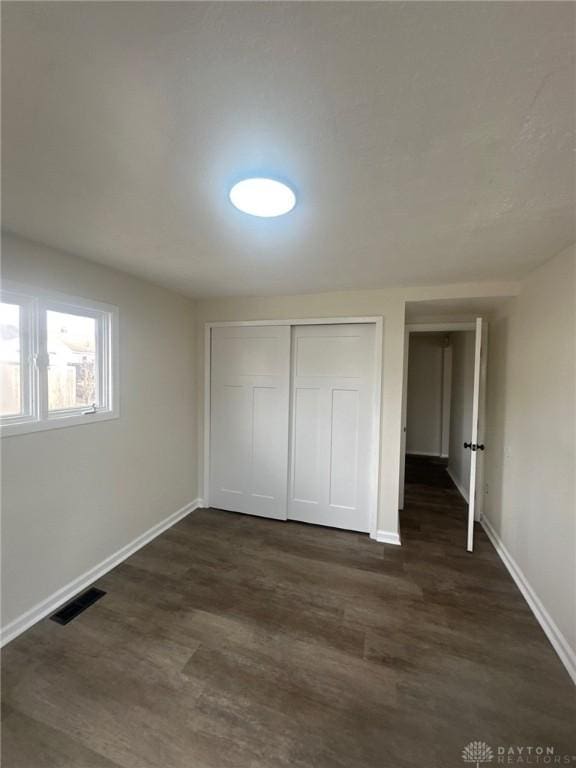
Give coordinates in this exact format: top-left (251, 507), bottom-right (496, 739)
top-left (1, 409), bottom-right (119, 437)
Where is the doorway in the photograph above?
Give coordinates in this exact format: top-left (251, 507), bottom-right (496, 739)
top-left (400, 320), bottom-right (486, 551)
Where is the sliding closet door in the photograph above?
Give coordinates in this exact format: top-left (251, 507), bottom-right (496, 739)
top-left (288, 324), bottom-right (375, 533)
top-left (210, 325), bottom-right (290, 519)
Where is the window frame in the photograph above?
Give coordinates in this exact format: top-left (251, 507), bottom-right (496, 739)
top-left (1, 282), bottom-right (119, 437)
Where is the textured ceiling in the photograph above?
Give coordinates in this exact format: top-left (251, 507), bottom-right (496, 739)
top-left (2, 2), bottom-right (574, 298)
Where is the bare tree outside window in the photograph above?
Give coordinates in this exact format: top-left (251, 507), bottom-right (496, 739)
top-left (47, 310), bottom-right (97, 410)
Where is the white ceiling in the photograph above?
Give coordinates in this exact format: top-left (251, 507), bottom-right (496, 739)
top-left (2, 2), bottom-right (574, 298)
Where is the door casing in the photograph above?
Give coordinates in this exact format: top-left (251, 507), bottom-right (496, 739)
top-left (203, 317), bottom-right (383, 539)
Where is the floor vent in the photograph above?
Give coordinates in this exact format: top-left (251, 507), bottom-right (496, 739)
top-left (50, 587), bottom-right (106, 625)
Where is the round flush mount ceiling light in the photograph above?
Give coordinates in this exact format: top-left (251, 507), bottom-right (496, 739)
top-left (229, 177), bottom-right (296, 217)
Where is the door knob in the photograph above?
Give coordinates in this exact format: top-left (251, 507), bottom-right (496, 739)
top-left (464, 442), bottom-right (472, 449)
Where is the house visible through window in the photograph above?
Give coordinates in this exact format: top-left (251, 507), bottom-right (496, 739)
top-left (0, 284), bottom-right (118, 436)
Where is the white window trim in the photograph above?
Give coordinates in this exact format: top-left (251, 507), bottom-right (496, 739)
top-left (1, 281), bottom-right (119, 437)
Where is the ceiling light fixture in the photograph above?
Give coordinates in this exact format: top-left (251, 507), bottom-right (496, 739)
top-left (229, 177), bottom-right (296, 217)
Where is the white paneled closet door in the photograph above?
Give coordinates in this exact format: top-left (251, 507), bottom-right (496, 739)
top-left (210, 325), bottom-right (290, 520)
top-left (288, 324), bottom-right (375, 533)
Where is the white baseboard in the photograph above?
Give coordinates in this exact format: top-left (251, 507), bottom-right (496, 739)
top-left (446, 465), bottom-right (469, 503)
top-left (481, 515), bottom-right (576, 686)
top-left (375, 529), bottom-right (402, 546)
top-left (0, 497), bottom-right (205, 647)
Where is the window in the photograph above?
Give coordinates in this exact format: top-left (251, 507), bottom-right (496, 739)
top-left (1, 283), bottom-right (118, 436)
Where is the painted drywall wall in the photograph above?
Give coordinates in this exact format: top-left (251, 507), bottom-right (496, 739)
top-left (484, 243), bottom-right (576, 668)
top-left (447, 331), bottom-right (475, 501)
top-left (406, 333), bottom-right (446, 456)
top-left (1, 232), bottom-right (198, 629)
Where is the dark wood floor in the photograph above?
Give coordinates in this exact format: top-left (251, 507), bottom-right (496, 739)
top-left (3, 462), bottom-right (575, 767)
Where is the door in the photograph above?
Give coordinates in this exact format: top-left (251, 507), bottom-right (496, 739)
top-left (209, 325), bottom-right (290, 519)
top-left (288, 324), bottom-right (375, 533)
top-left (466, 317), bottom-right (486, 551)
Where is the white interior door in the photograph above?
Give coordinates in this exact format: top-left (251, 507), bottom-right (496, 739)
top-left (288, 324), bottom-right (375, 533)
top-left (210, 325), bottom-right (290, 519)
top-left (466, 317), bottom-right (485, 551)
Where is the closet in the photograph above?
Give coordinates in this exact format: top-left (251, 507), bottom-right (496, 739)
top-left (209, 322), bottom-right (377, 533)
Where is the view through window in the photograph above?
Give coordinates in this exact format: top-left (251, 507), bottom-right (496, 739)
top-left (47, 310), bottom-right (97, 410)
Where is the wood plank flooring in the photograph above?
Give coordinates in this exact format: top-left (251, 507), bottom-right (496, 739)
top-left (3, 463), bottom-right (575, 767)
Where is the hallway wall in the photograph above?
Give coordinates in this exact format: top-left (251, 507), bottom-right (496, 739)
top-left (406, 333), bottom-right (446, 456)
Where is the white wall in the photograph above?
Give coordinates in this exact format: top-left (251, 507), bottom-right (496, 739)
top-left (447, 330), bottom-right (475, 500)
top-left (484, 244), bottom-right (576, 678)
top-left (406, 333), bottom-right (445, 456)
top-left (1, 233), bottom-right (198, 631)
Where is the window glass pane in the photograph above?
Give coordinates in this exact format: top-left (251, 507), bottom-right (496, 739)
top-left (0, 302), bottom-right (22, 416)
top-left (47, 310), bottom-right (97, 411)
